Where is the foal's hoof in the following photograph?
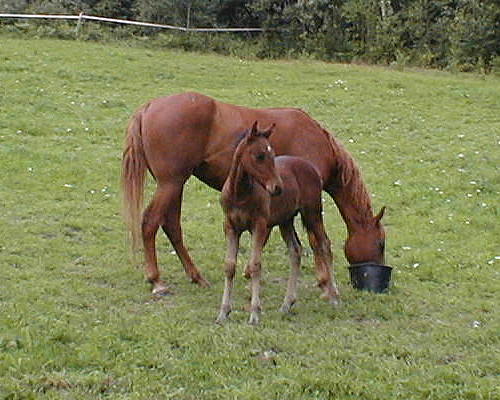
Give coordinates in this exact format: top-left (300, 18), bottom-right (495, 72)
top-left (279, 303), bottom-right (293, 314)
top-left (248, 312), bottom-right (260, 325)
top-left (215, 314), bottom-right (228, 325)
top-left (328, 297), bottom-right (341, 308)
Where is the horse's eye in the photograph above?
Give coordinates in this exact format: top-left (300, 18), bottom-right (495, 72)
top-left (255, 153), bottom-right (265, 161)
top-left (378, 240), bottom-right (385, 253)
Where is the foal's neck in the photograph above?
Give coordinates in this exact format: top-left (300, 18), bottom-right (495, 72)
top-left (224, 156), bottom-right (255, 206)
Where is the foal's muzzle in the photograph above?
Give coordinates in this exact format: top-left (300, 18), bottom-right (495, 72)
top-left (270, 184), bottom-right (282, 196)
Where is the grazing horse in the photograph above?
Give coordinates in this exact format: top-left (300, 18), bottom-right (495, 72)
top-left (216, 122), bottom-right (340, 325)
top-left (122, 92), bottom-right (385, 295)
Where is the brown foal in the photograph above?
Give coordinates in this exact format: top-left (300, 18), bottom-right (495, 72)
top-left (216, 122), bottom-right (340, 325)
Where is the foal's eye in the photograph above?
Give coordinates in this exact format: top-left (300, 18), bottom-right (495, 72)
top-left (255, 153), bottom-right (266, 161)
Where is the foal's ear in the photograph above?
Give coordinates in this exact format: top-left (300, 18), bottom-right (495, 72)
top-left (262, 123), bottom-right (276, 138)
top-left (374, 206), bottom-right (386, 224)
top-left (250, 121), bottom-right (259, 136)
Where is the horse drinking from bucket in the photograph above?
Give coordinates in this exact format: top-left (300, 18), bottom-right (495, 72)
top-left (216, 122), bottom-right (340, 325)
top-left (121, 92), bottom-right (385, 295)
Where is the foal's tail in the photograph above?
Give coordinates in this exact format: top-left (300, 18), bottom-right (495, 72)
top-left (121, 105), bottom-right (148, 251)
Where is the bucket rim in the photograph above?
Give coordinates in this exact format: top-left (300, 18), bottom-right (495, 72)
top-left (349, 262), bottom-right (392, 270)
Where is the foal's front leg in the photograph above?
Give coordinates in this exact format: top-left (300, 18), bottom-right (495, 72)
top-left (247, 220), bottom-right (270, 325)
top-left (216, 223), bottom-right (241, 324)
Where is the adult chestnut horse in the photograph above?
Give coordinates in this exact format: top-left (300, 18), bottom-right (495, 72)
top-left (122, 92), bottom-right (385, 295)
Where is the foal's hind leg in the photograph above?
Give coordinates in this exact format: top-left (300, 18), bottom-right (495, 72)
top-left (302, 209), bottom-right (340, 307)
top-left (247, 220), bottom-right (270, 325)
top-left (278, 221), bottom-right (302, 313)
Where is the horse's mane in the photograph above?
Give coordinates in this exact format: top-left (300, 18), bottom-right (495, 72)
top-left (301, 110), bottom-right (373, 224)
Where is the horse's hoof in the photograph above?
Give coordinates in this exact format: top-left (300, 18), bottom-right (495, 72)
top-left (152, 286), bottom-right (170, 297)
top-left (192, 275), bottom-right (211, 288)
top-left (197, 278), bottom-right (211, 288)
top-left (215, 311), bottom-right (229, 325)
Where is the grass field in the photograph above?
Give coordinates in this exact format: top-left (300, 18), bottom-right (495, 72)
top-left (0, 37), bottom-right (499, 399)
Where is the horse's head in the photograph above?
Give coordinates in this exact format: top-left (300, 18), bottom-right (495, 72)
top-left (238, 121), bottom-right (283, 196)
top-left (344, 207), bottom-right (386, 265)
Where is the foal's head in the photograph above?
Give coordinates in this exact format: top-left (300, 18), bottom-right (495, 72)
top-left (233, 121), bottom-right (282, 197)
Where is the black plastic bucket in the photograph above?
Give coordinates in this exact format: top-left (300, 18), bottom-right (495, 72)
top-left (349, 263), bottom-right (392, 293)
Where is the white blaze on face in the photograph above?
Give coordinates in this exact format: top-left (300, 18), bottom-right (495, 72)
top-left (267, 145), bottom-right (272, 152)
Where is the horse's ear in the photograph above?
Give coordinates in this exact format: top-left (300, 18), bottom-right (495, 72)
top-left (374, 206), bottom-right (386, 224)
top-left (262, 123), bottom-right (276, 138)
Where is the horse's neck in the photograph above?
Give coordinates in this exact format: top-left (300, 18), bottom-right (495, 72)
top-left (331, 170), bottom-right (374, 234)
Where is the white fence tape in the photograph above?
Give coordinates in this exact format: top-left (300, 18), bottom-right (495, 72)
top-left (0, 13), bottom-right (264, 32)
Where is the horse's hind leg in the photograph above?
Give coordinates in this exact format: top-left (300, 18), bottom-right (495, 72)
top-left (301, 209), bottom-right (340, 307)
top-left (142, 187), bottom-right (171, 295)
top-left (143, 182), bottom-right (208, 295)
top-left (159, 181), bottom-right (210, 288)
top-left (278, 221), bottom-right (302, 313)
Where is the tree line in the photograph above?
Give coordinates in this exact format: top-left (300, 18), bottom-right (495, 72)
top-left (2, 0), bottom-right (499, 72)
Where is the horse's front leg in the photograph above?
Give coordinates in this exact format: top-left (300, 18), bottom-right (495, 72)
top-left (303, 209), bottom-right (340, 307)
top-left (216, 222), bottom-right (241, 324)
top-left (247, 220), bottom-right (270, 325)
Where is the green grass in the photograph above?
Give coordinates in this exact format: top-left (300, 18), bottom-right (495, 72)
top-left (1, 37), bottom-right (499, 399)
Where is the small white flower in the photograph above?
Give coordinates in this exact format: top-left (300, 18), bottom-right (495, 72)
top-left (429, 220), bottom-right (434, 224)
top-left (457, 153), bottom-right (465, 158)
top-left (63, 184), bottom-right (74, 188)
top-left (402, 246), bottom-right (412, 250)
top-left (471, 321), bottom-right (481, 328)
top-left (412, 263), bottom-right (420, 268)
top-left (393, 180), bottom-right (402, 186)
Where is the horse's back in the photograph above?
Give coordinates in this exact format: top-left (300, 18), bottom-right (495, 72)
top-left (138, 92), bottom-right (335, 187)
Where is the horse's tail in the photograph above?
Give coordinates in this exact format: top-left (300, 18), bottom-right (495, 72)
top-left (121, 105), bottom-right (148, 251)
